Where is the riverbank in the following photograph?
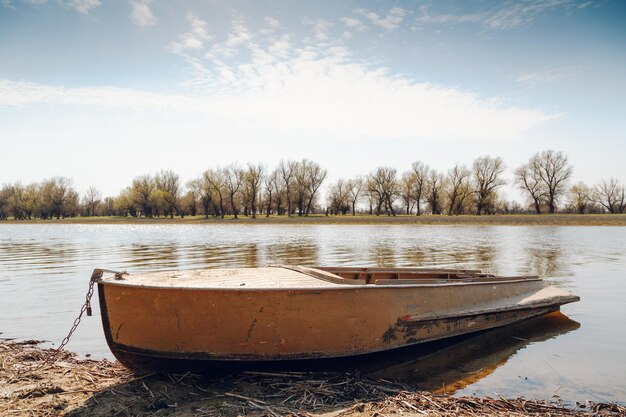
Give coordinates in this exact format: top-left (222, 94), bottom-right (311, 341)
top-left (2, 213), bottom-right (626, 226)
top-left (1, 340), bottom-right (623, 417)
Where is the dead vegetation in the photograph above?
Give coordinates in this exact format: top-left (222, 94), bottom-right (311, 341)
top-left (1, 340), bottom-right (624, 417)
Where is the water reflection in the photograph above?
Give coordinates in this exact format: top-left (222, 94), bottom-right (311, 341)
top-left (129, 243), bottom-right (180, 269)
top-left (265, 240), bottom-right (319, 265)
top-left (370, 238), bottom-right (396, 267)
top-left (1, 224), bottom-right (625, 403)
top-left (365, 312), bottom-right (580, 393)
top-left (0, 226), bottom-right (578, 276)
top-left (398, 243), bottom-right (497, 270)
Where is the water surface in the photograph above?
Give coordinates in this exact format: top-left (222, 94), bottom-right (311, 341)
top-left (0, 224), bottom-right (624, 403)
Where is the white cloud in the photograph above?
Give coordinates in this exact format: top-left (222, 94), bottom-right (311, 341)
top-left (0, 48), bottom-right (554, 142)
top-left (260, 16), bottom-right (280, 34)
top-left (417, 1), bottom-right (580, 30)
top-left (303, 18), bottom-right (334, 41)
top-left (484, 0), bottom-right (573, 29)
top-left (355, 7), bottom-right (407, 30)
top-left (416, 5), bottom-right (484, 25)
top-left (131, 0), bottom-right (158, 27)
top-left (202, 18), bottom-right (255, 59)
top-left (268, 34), bottom-right (291, 58)
top-left (169, 12), bottom-right (211, 54)
top-left (516, 66), bottom-right (581, 86)
top-left (341, 17), bottom-right (366, 31)
top-left (67, 0), bottom-right (101, 14)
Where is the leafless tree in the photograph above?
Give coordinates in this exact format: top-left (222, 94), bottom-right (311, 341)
top-left (347, 176), bottom-right (364, 216)
top-left (514, 163), bottom-right (545, 214)
top-left (472, 156), bottom-right (506, 215)
top-left (410, 161), bottom-right (429, 216)
top-left (264, 169), bottom-right (279, 217)
top-left (203, 169), bottom-right (226, 218)
top-left (304, 160), bottom-right (327, 215)
top-left (426, 169), bottom-right (444, 215)
top-left (292, 162), bottom-right (308, 216)
top-left (243, 163), bottom-right (264, 218)
top-left (593, 178), bottom-right (626, 214)
top-left (278, 160), bottom-right (295, 216)
top-left (399, 172), bottom-right (416, 215)
top-left (367, 167), bottom-right (398, 216)
top-left (82, 186), bottom-right (102, 217)
top-left (531, 151), bottom-right (573, 213)
top-left (102, 196), bottom-right (116, 216)
top-left (224, 165), bottom-right (244, 219)
top-left (327, 179), bottom-right (350, 215)
top-left (446, 163), bottom-right (471, 215)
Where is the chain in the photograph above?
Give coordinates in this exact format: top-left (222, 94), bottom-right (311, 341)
top-left (14, 268), bottom-right (126, 376)
top-left (54, 277), bottom-right (96, 354)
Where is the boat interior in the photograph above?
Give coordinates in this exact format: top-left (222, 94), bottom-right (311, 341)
top-left (307, 266), bottom-right (539, 286)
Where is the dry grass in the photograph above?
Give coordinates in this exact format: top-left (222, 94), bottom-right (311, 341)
top-left (2, 214), bottom-right (626, 226)
top-left (1, 340), bottom-right (624, 416)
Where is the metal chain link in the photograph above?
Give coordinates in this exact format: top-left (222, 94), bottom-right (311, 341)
top-left (54, 277), bottom-right (96, 353)
top-left (15, 268), bottom-right (126, 376)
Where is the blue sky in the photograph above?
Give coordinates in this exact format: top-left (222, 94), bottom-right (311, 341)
top-left (1, 0), bottom-right (625, 199)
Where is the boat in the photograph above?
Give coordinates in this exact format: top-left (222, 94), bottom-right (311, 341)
top-left (92, 265), bottom-right (579, 372)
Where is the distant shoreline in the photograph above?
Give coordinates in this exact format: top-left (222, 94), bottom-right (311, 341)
top-left (2, 214), bottom-right (626, 226)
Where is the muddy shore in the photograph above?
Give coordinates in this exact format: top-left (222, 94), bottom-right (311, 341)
top-left (1, 340), bottom-right (624, 417)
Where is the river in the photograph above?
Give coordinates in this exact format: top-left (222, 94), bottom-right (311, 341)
top-left (0, 224), bottom-right (624, 403)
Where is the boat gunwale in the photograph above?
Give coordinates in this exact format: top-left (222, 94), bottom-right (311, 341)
top-left (94, 275), bottom-right (543, 291)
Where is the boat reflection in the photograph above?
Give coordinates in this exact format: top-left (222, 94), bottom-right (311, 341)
top-left (363, 312), bottom-right (580, 393)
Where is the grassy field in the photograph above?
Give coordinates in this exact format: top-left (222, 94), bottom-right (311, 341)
top-left (2, 213), bottom-right (626, 226)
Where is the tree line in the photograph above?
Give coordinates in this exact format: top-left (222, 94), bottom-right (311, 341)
top-left (1, 151), bottom-right (625, 220)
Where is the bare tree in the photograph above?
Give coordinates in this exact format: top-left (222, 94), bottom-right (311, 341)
top-left (224, 165), bottom-right (244, 219)
top-left (327, 179), bottom-right (350, 215)
top-left (426, 169), bottom-right (444, 215)
top-left (82, 186), bottom-right (102, 217)
top-left (569, 182), bottom-right (591, 214)
top-left (102, 196), bottom-right (116, 216)
top-left (399, 172), bottom-right (416, 215)
top-left (264, 169), bottom-right (279, 217)
top-left (243, 163), bottom-right (264, 218)
top-left (410, 161), bottom-right (429, 216)
top-left (593, 178), bottom-right (626, 214)
top-left (529, 150), bottom-right (573, 214)
top-left (347, 176), bottom-right (364, 216)
top-left (203, 169), bottom-right (226, 218)
top-left (514, 163), bottom-right (545, 214)
top-left (367, 167), bottom-right (398, 216)
top-left (278, 160), bottom-right (295, 216)
top-left (304, 161), bottom-right (327, 215)
top-left (446, 163), bottom-right (471, 215)
top-left (472, 156), bottom-right (506, 215)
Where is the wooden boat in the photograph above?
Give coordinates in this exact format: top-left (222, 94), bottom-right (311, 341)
top-left (93, 266), bottom-right (579, 372)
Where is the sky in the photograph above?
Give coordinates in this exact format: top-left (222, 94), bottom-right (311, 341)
top-left (0, 0), bottom-right (625, 201)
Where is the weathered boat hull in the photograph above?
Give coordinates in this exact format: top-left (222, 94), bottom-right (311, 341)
top-left (95, 268), bottom-right (579, 372)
